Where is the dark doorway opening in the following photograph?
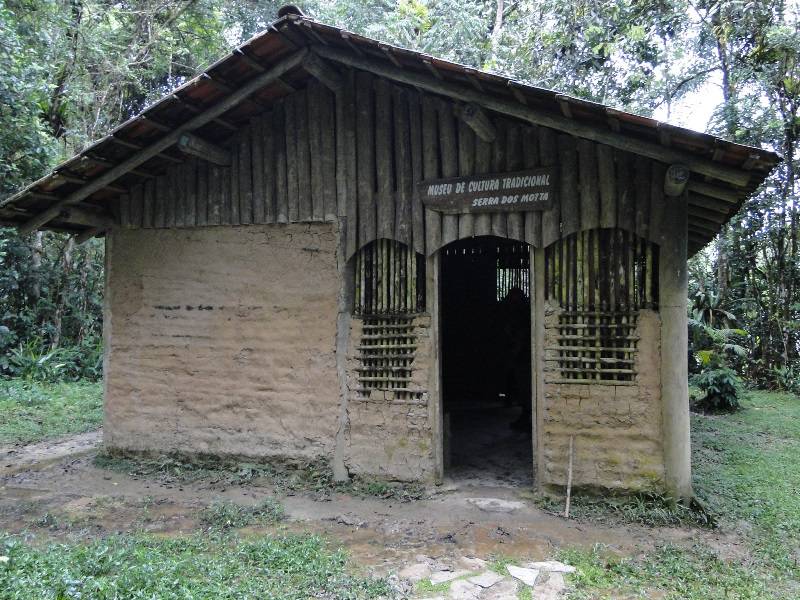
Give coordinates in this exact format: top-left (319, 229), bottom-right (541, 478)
top-left (441, 236), bottom-right (532, 485)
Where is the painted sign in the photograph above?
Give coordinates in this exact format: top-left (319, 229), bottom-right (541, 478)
top-left (419, 167), bottom-right (555, 213)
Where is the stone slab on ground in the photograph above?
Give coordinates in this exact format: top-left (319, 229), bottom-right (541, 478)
top-left (465, 497), bottom-right (526, 513)
top-left (480, 577), bottom-right (518, 600)
top-left (430, 569), bottom-right (471, 585)
top-left (533, 571), bottom-right (567, 599)
top-left (506, 564), bottom-right (540, 586)
top-left (458, 556), bottom-right (487, 570)
top-left (448, 579), bottom-right (481, 599)
top-left (524, 560), bottom-right (576, 573)
top-left (467, 570), bottom-right (505, 588)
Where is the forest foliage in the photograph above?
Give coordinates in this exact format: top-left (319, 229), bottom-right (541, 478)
top-left (0, 0), bottom-right (798, 389)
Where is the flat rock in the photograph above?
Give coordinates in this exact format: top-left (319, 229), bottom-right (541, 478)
top-left (458, 556), bottom-right (488, 570)
top-left (465, 497), bottom-right (526, 513)
top-left (524, 560), bottom-right (576, 573)
top-left (481, 578), bottom-right (518, 600)
top-left (398, 562), bottom-right (431, 582)
top-left (467, 571), bottom-right (505, 588)
top-left (430, 569), bottom-right (470, 585)
top-left (448, 579), bottom-right (481, 600)
top-left (506, 564), bottom-right (539, 586)
top-left (533, 571), bottom-right (566, 599)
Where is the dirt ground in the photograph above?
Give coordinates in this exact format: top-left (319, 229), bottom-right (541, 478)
top-left (0, 430), bottom-right (733, 582)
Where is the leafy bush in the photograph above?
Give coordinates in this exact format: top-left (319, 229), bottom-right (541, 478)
top-left (692, 367), bottom-right (742, 413)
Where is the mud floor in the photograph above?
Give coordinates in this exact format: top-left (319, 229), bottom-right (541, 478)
top-left (0, 430), bottom-right (733, 591)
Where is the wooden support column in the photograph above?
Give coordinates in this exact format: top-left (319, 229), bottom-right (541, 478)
top-left (531, 245), bottom-right (545, 488)
top-left (428, 252), bottom-right (444, 482)
top-left (333, 217), bottom-right (352, 481)
top-left (659, 190), bottom-right (692, 501)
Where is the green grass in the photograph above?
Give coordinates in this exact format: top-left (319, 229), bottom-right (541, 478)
top-left (0, 379), bottom-right (102, 444)
top-left (199, 497), bottom-right (284, 530)
top-left (558, 389), bottom-right (800, 599)
top-left (0, 531), bottom-right (391, 599)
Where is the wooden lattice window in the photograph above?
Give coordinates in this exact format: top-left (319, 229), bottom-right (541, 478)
top-left (354, 316), bottom-right (421, 398)
top-left (544, 229), bottom-right (658, 384)
top-left (353, 240), bottom-right (424, 399)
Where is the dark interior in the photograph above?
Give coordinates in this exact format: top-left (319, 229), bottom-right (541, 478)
top-left (441, 236), bottom-right (533, 485)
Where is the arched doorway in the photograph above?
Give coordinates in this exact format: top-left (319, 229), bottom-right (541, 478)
top-left (440, 236), bottom-right (533, 484)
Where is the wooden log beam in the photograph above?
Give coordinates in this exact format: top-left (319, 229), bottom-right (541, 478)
top-left (314, 45), bottom-right (751, 186)
top-left (18, 48), bottom-right (307, 235)
top-left (303, 52), bottom-right (342, 92)
top-left (59, 206), bottom-right (115, 229)
top-left (460, 103), bottom-right (496, 142)
top-left (664, 164), bottom-right (689, 197)
top-left (75, 226), bottom-right (105, 245)
top-left (177, 133), bottom-right (231, 165)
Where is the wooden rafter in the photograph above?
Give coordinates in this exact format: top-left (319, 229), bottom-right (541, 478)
top-left (18, 48), bottom-right (308, 236)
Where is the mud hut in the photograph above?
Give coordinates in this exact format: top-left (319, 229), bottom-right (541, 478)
top-left (0, 7), bottom-right (779, 499)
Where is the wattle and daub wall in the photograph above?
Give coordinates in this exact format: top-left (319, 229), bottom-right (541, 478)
top-left (107, 73), bottom-right (673, 489)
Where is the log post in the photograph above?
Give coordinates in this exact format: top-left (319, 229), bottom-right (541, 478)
top-left (659, 190), bottom-right (692, 501)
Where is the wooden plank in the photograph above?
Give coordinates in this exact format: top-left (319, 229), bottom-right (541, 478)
top-left (409, 90), bottom-right (425, 255)
top-left (239, 128), bottom-right (253, 225)
top-left (393, 85), bottom-right (412, 245)
top-left (262, 112), bottom-right (275, 223)
top-left (438, 99), bottom-right (458, 245)
top-left (634, 155), bottom-right (651, 239)
top-left (129, 183), bottom-right (143, 229)
top-left (506, 123), bottom-right (524, 241)
top-left (491, 119), bottom-right (507, 238)
top-left (251, 115), bottom-right (266, 223)
top-left (168, 166), bottom-right (180, 227)
top-left (229, 139), bottom-right (240, 225)
top-left (320, 87), bottom-right (337, 222)
top-left (616, 150), bottom-right (634, 232)
top-left (308, 83), bottom-right (325, 221)
top-left (539, 127), bottom-right (559, 246)
top-left (559, 134), bottom-right (579, 236)
top-left (184, 158), bottom-right (197, 227)
top-left (342, 69), bottom-right (358, 255)
top-left (118, 193), bottom-right (131, 228)
top-left (597, 144), bottom-right (616, 229)
top-left (577, 139), bottom-right (599, 230)
top-left (207, 163), bottom-right (221, 226)
top-left (457, 118), bottom-right (475, 239)
top-left (522, 125), bottom-right (542, 247)
top-left (196, 159), bottom-right (208, 226)
top-left (356, 71), bottom-right (376, 247)
top-left (296, 88), bottom-right (312, 221)
top-left (285, 94), bottom-right (299, 222)
top-left (374, 77), bottom-right (395, 239)
top-left (220, 163), bottom-right (231, 226)
top-left (474, 134), bottom-right (492, 236)
top-left (422, 94), bottom-right (441, 254)
top-left (154, 174), bottom-right (166, 228)
top-left (274, 102), bottom-right (289, 223)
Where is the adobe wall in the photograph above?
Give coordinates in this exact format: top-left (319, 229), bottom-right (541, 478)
top-left (103, 223), bottom-right (341, 459)
top-left (343, 315), bottom-right (436, 481)
top-left (539, 305), bottom-right (665, 491)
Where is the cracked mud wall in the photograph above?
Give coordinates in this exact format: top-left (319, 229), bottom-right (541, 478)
top-left (104, 224), bottom-right (340, 459)
top-left (540, 306), bottom-right (665, 491)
